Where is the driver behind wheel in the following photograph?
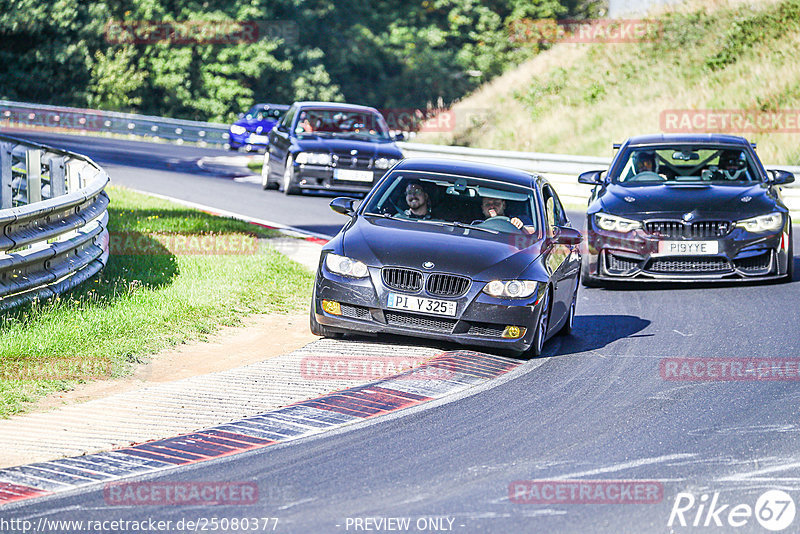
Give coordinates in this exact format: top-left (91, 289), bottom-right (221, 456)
top-left (479, 197), bottom-right (534, 234)
top-left (717, 150), bottom-right (748, 180)
top-left (633, 150), bottom-right (656, 174)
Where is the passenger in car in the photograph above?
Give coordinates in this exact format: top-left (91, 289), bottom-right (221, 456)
top-left (398, 180), bottom-right (435, 219)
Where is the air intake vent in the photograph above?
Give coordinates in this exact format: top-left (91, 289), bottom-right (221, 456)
top-left (382, 268), bottom-right (423, 292)
top-left (425, 273), bottom-right (470, 297)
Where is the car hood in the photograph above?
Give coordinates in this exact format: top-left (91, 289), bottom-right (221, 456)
top-left (295, 137), bottom-right (403, 159)
top-left (341, 216), bottom-right (543, 281)
top-left (599, 183), bottom-right (777, 219)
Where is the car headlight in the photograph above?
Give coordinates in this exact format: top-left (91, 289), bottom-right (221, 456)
top-left (482, 280), bottom-right (540, 299)
top-left (229, 124), bottom-right (246, 135)
top-left (595, 213), bottom-right (642, 232)
top-left (735, 212), bottom-right (783, 233)
top-left (325, 253), bottom-right (369, 278)
top-left (374, 158), bottom-right (399, 170)
top-left (295, 152), bottom-right (332, 165)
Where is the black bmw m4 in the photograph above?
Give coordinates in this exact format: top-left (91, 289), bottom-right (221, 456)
top-left (578, 134), bottom-right (795, 285)
top-left (311, 158), bottom-right (582, 357)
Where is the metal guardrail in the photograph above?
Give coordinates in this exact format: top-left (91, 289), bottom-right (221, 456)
top-left (0, 134), bottom-right (110, 310)
top-left (398, 141), bottom-right (800, 214)
top-left (0, 100), bottom-right (230, 146)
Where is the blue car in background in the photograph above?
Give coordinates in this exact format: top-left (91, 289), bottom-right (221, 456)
top-left (228, 103), bottom-right (290, 152)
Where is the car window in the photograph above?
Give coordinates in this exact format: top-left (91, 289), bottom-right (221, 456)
top-left (363, 171), bottom-right (539, 235)
top-left (615, 146), bottom-right (759, 184)
top-left (541, 185), bottom-right (567, 235)
top-left (294, 108), bottom-right (391, 141)
top-left (281, 105), bottom-right (297, 130)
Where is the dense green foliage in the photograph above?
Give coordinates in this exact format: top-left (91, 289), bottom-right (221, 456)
top-left (0, 0), bottom-right (601, 122)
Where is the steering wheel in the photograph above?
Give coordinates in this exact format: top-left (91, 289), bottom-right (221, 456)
top-left (628, 171), bottom-right (666, 182)
top-left (476, 216), bottom-right (521, 233)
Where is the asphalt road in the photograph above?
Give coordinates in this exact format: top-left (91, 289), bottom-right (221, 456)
top-left (4, 131), bottom-right (800, 533)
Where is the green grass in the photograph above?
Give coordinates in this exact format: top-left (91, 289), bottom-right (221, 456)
top-left (247, 159), bottom-right (263, 174)
top-left (0, 186), bottom-right (314, 418)
top-left (417, 0), bottom-right (800, 165)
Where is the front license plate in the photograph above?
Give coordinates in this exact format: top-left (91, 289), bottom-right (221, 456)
top-left (658, 241), bottom-right (719, 255)
top-left (334, 168), bottom-right (373, 182)
top-left (386, 293), bottom-right (457, 317)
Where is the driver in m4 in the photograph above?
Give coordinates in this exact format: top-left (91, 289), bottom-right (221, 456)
top-left (480, 197), bottom-right (535, 233)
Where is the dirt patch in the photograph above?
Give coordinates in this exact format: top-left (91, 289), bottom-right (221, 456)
top-left (32, 313), bottom-right (316, 413)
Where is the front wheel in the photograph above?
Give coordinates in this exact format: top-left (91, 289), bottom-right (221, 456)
top-left (309, 304), bottom-right (343, 338)
top-left (782, 229), bottom-right (794, 282)
top-left (581, 258), bottom-right (603, 288)
top-left (261, 154), bottom-right (277, 190)
top-left (557, 283), bottom-right (578, 336)
top-left (282, 155), bottom-right (301, 195)
top-left (529, 288), bottom-right (551, 357)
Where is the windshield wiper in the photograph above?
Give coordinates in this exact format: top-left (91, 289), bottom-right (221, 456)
top-left (444, 221), bottom-right (499, 234)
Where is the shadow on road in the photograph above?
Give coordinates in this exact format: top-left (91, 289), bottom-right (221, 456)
top-left (546, 314), bottom-right (651, 357)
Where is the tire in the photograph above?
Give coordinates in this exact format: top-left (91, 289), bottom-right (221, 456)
top-left (557, 283), bottom-right (578, 336)
top-left (261, 154), bottom-right (277, 190)
top-left (529, 288), bottom-right (551, 357)
top-left (783, 229), bottom-right (794, 282)
top-left (581, 258), bottom-right (603, 288)
top-left (282, 155), bottom-right (301, 195)
top-left (309, 303), bottom-right (343, 338)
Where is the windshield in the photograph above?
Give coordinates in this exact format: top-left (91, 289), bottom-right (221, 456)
top-left (614, 145), bottom-right (761, 185)
top-left (362, 170), bottom-right (539, 235)
top-left (244, 105), bottom-right (285, 120)
top-left (294, 108), bottom-right (391, 141)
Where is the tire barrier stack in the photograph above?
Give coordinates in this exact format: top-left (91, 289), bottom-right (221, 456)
top-left (0, 134), bottom-right (110, 310)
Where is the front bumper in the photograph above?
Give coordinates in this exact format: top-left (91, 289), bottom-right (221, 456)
top-left (583, 218), bottom-right (791, 282)
top-left (228, 132), bottom-right (269, 150)
top-left (293, 163), bottom-right (385, 193)
top-left (312, 262), bottom-right (547, 352)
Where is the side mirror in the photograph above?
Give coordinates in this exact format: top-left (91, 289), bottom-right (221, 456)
top-left (237, 113), bottom-right (244, 119)
top-left (552, 226), bottom-right (582, 246)
top-left (393, 132), bottom-right (405, 141)
top-left (768, 169), bottom-right (795, 185)
top-left (330, 197), bottom-right (357, 216)
top-left (578, 170), bottom-right (604, 185)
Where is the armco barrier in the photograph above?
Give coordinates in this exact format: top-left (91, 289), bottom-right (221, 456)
top-left (0, 134), bottom-right (110, 309)
top-left (0, 100), bottom-right (229, 146)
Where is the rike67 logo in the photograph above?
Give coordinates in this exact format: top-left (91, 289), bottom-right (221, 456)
top-left (668, 490), bottom-right (796, 531)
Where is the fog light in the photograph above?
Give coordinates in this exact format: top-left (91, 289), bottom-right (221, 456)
top-left (502, 326), bottom-right (526, 339)
top-left (322, 300), bottom-right (341, 315)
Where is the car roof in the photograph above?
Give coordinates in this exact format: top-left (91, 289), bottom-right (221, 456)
top-left (623, 133), bottom-right (752, 147)
top-left (293, 101), bottom-right (380, 113)
top-left (393, 158), bottom-right (537, 188)
top-left (252, 103), bottom-right (290, 110)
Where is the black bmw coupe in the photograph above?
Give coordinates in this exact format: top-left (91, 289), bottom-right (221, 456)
top-left (263, 101), bottom-right (404, 195)
top-left (310, 158), bottom-right (582, 357)
top-left (578, 134), bottom-right (795, 285)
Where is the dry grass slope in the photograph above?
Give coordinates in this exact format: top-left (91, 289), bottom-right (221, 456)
top-left (416, 0), bottom-right (800, 164)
